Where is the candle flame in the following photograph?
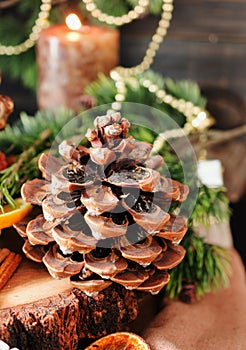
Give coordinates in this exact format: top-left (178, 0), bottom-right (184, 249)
top-left (65, 13), bottom-right (82, 31)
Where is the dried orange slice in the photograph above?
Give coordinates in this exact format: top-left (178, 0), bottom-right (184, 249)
top-left (0, 198), bottom-right (32, 229)
top-left (85, 332), bottom-right (151, 350)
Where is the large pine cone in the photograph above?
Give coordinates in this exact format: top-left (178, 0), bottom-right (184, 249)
top-left (15, 112), bottom-right (189, 296)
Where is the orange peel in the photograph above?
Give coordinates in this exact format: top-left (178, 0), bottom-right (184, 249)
top-left (85, 331), bottom-right (152, 350)
top-left (0, 198), bottom-right (33, 230)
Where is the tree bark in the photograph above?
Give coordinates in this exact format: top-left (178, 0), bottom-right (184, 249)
top-left (0, 256), bottom-right (138, 350)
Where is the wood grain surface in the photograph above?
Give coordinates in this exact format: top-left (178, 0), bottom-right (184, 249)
top-left (0, 230), bottom-right (140, 350)
top-left (120, 0), bottom-right (246, 99)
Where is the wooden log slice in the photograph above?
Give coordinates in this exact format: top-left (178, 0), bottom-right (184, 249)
top-left (0, 230), bottom-right (139, 350)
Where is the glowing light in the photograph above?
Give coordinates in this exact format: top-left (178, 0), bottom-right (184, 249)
top-left (192, 111), bottom-right (207, 128)
top-left (65, 13), bottom-right (82, 31)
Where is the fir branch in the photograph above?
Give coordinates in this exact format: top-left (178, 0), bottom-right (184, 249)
top-left (159, 143), bottom-right (231, 226)
top-left (127, 0), bottom-right (163, 15)
top-left (0, 129), bottom-right (50, 210)
top-left (86, 73), bottom-right (117, 106)
top-left (164, 78), bottom-right (207, 108)
top-left (0, 108), bottom-right (76, 154)
top-left (148, 0), bottom-right (164, 15)
top-left (158, 142), bottom-right (231, 226)
top-left (93, 0), bottom-right (129, 16)
top-left (166, 229), bottom-right (232, 299)
top-left (0, 108), bottom-right (94, 207)
top-left (190, 185), bottom-right (231, 226)
top-left (157, 141), bottom-right (186, 182)
top-left (86, 72), bottom-right (208, 127)
top-left (128, 124), bottom-right (156, 144)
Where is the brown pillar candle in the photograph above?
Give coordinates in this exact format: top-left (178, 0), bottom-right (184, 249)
top-left (36, 14), bottom-right (119, 112)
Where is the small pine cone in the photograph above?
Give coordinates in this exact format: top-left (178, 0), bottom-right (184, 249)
top-left (180, 281), bottom-right (197, 304)
top-left (79, 94), bottom-right (97, 110)
top-left (0, 94), bottom-right (14, 130)
top-left (16, 112), bottom-right (189, 296)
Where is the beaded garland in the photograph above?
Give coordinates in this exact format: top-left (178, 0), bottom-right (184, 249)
top-left (0, 0), bottom-right (52, 55)
top-left (0, 0), bottom-right (214, 134)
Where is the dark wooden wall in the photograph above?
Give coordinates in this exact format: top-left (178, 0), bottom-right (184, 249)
top-left (2, 0), bottom-right (246, 120)
top-left (120, 0), bottom-right (246, 99)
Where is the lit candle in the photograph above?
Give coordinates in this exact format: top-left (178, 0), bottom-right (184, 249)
top-left (36, 14), bottom-right (119, 112)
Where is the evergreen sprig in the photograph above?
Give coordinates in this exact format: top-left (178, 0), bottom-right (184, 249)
top-left (0, 130), bottom-right (49, 211)
top-left (0, 108), bottom-right (93, 208)
top-left (155, 142), bottom-right (231, 226)
top-left (0, 108), bottom-right (78, 154)
top-left (128, 0), bottom-right (163, 15)
top-left (87, 0), bottom-right (129, 17)
top-left (164, 77), bottom-right (207, 108)
top-left (190, 185), bottom-right (231, 226)
top-left (86, 71), bottom-right (207, 127)
top-left (166, 229), bottom-right (232, 299)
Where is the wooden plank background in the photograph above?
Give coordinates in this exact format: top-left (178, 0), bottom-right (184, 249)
top-left (120, 0), bottom-right (246, 99)
top-left (1, 0), bottom-right (245, 118)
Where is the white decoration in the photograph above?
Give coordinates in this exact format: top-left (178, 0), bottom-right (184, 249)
top-left (197, 159), bottom-right (224, 188)
top-left (193, 220), bottom-right (233, 249)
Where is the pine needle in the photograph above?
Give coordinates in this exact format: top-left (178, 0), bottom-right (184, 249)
top-left (0, 108), bottom-right (93, 207)
top-left (165, 78), bottom-right (207, 108)
top-left (86, 71), bottom-right (208, 127)
top-left (166, 229), bottom-right (232, 299)
top-left (127, 0), bottom-right (163, 15)
top-left (0, 108), bottom-right (77, 154)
